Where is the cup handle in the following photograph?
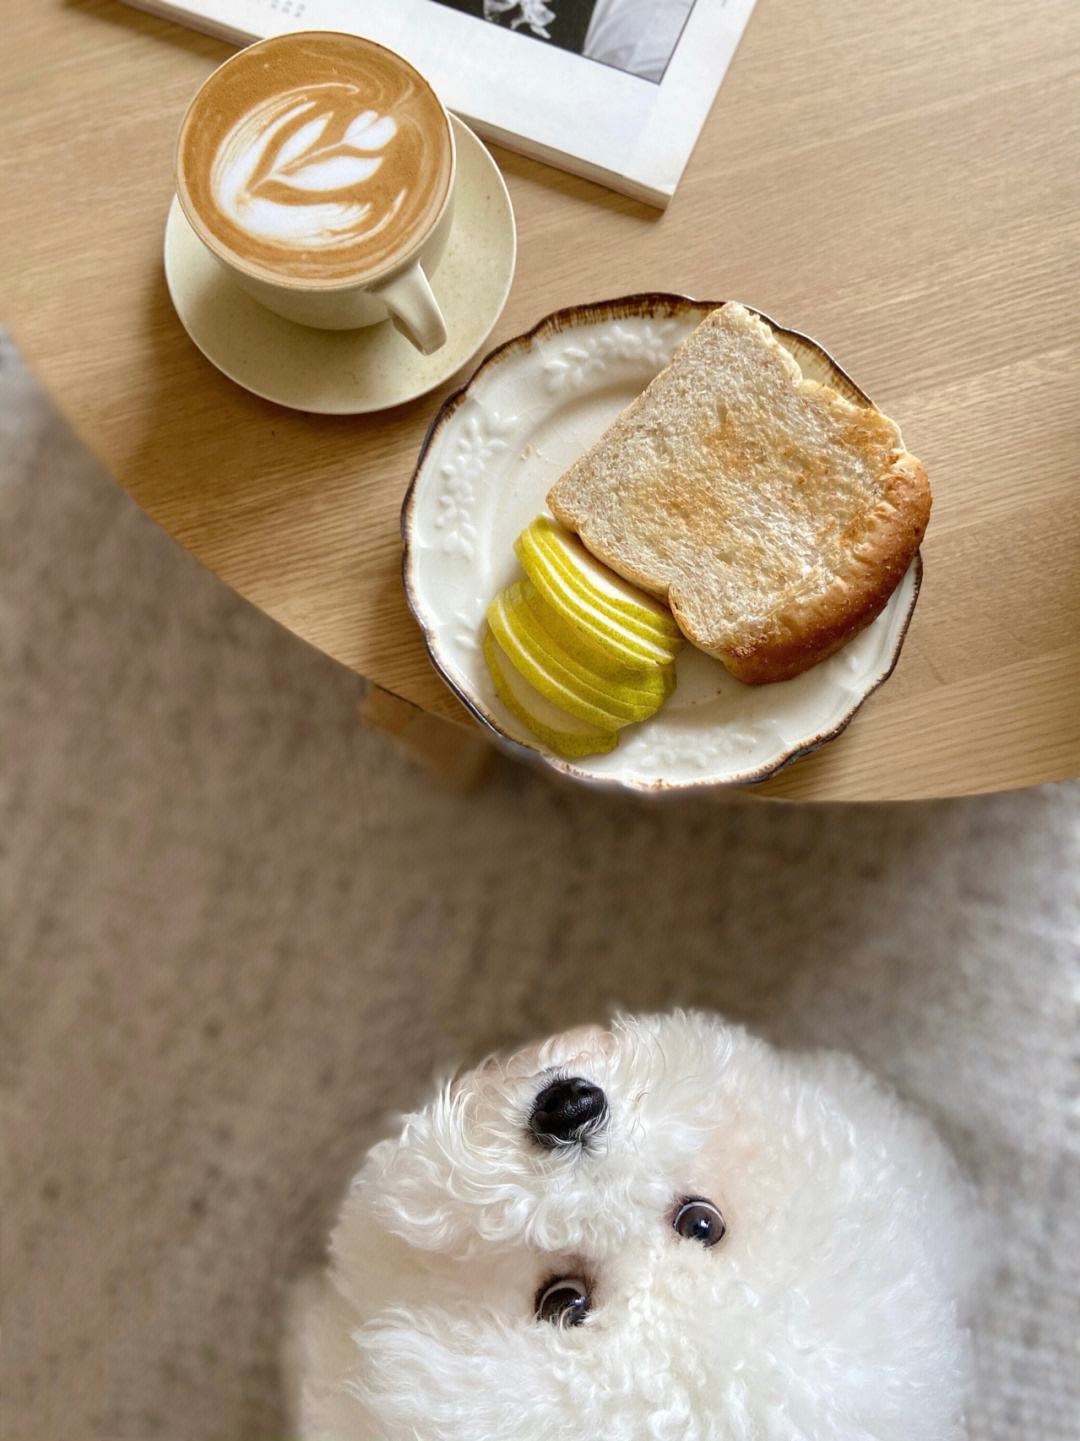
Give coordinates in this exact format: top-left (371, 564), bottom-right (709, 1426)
top-left (371, 262), bottom-right (447, 356)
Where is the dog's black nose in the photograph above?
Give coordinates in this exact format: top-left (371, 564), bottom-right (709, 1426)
top-left (530, 1077), bottom-right (606, 1147)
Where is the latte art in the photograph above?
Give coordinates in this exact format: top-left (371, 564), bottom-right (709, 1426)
top-left (177, 34), bottom-right (453, 287)
top-left (211, 86), bottom-right (403, 253)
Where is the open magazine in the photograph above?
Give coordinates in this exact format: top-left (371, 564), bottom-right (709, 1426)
top-left (123, 0), bottom-right (759, 206)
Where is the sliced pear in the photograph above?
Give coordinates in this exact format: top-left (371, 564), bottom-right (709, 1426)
top-left (529, 517), bottom-right (683, 642)
top-left (500, 582), bottom-right (668, 721)
top-left (531, 515), bottom-right (679, 628)
top-left (493, 585), bottom-right (660, 723)
top-left (515, 528), bottom-right (677, 673)
top-left (483, 630), bottom-right (618, 759)
top-left (487, 590), bottom-right (635, 730)
top-left (528, 527), bottom-right (680, 649)
top-left (514, 581), bottom-right (674, 709)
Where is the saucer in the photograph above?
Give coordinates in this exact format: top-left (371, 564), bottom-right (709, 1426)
top-left (163, 116), bottom-right (516, 414)
top-left (402, 296), bottom-right (922, 794)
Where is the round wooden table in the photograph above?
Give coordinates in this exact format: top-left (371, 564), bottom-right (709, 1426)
top-left (3, 0), bottom-right (1078, 800)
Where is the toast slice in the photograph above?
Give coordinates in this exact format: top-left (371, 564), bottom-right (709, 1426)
top-left (546, 304), bottom-right (930, 684)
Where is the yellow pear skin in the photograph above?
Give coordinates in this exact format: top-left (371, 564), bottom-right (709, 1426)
top-left (486, 591), bottom-right (635, 730)
top-left (483, 630), bottom-right (618, 759)
top-left (501, 582), bottom-right (669, 721)
top-left (515, 528), bottom-right (678, 671)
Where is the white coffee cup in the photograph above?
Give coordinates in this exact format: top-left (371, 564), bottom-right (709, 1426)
top-left (175, 33), bottom-right (456, 355)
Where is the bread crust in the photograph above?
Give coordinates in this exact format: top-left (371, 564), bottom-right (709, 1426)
top-left (548, 305), bottom-right (931, 685)
top-left (681, 451), bottom-right (931, 683)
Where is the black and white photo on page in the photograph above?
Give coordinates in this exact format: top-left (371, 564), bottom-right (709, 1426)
top-left (115, 0), bottom-right (758, 203)
top-left (429, 0), bottom-right (697, 81)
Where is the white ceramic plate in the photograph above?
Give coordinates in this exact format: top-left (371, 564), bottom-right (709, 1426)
top-left (402, 296), bottom-right (921, 793)
top-left (164, 116), bottom-right (516, 415)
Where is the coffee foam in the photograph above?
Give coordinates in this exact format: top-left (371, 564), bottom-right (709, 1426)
top-left (177, 34), bottom-right (453, 287)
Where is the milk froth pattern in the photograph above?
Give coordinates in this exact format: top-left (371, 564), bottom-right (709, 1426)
top-left (211, 85), bottom-right (403, 254)
top-left (178, 35), bottom-right (452, 286)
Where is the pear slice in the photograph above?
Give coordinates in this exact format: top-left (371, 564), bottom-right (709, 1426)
top-left (515, 581), bottom-right (675, 709)
top-left (483, 630), bottom-right (618, 759)
top-left (529, 517), bottom-right (682, 642)
top-left (515, 528), bottom-right (677, 672)
top-left (487, 590), bottom-right (636, 730)
top-left (500, 582), bottom-right (669, 721)
top-left (530, 515), bottom-right (680, 630)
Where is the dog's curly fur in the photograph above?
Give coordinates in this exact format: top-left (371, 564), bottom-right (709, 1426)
top-left (291, 1012), bottom-right (976, 1440)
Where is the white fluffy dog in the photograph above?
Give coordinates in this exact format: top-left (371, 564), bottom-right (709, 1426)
top-left (291, 1012), bottom-right (976, 1440)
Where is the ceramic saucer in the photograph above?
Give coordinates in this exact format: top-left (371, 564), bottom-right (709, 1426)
top-left (163, 116), bottom-right (516, 414)
top-left (402, 296), bottom-right (922, 794)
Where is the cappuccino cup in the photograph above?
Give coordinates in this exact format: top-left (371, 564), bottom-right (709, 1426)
top-left (175, 32), bottom-right (456, 354)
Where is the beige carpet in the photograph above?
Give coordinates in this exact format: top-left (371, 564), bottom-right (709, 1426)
top-left (2, 330), bottom-right (1078, 1441)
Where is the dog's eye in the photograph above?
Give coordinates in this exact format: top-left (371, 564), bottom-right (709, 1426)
top-left (535, 1276), bottom-right (590, 1327)
top-left (672, 1197), bottom-right (726, 1247)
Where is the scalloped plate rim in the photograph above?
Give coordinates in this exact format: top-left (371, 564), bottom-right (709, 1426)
top-left (401, 293), bottom-right (923, 794)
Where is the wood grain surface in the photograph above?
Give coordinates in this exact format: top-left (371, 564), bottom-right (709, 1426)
top-left (2, 0), bottom-right (1077, 801)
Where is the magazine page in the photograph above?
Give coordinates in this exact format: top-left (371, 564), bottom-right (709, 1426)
top-left (125, 0), bottom-right (759, 205)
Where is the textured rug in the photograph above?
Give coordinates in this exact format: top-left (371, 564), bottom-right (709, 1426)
top-left (2, 332), bottom-right (1078, 1441)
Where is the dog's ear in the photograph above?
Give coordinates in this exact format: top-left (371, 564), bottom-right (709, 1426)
top-left (360, 1076), bottom-right (533, 1255)
top-left (448, 1049), bottom-right (501, 1101)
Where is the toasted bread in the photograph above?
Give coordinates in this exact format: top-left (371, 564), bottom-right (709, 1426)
top-left (546, 304), bottom-right (930, 684)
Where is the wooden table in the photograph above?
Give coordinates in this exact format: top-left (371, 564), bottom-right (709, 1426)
top-left (3, 0), bottom-right (1078, 800)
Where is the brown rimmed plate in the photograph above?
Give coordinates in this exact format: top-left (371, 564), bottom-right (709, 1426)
top-left (401, 295), bottom-right (921, 794)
